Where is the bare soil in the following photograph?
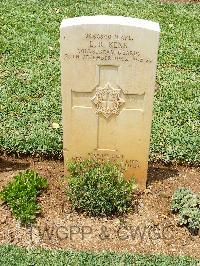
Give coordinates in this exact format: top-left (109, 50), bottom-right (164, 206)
top-left (0, 156), bottom-right (199, 258)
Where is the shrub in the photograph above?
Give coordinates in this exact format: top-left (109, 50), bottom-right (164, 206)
top-left (171, 188), bottom-right (200, 234)
top-left (66, 159), bottom-right (136, 216)
top-left (0, 170), bottom-right (48, 224)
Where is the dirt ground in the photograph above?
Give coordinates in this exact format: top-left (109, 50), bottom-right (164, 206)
top-left (0, 155), bottom-right (199, 258)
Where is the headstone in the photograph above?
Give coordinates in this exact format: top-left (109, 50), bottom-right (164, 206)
top-left (60, 16), bottom-right (160, 188)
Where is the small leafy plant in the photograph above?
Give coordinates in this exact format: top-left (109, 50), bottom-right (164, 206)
top-left (66, 158), bottom-right (136, 216)
top-left (171, 188), bottom-right (200, 234)
top-left (0, 170), bottom-right (48, 224)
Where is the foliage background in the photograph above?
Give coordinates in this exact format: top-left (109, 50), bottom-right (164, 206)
top-left (1, 0), bottom-right (199, 163)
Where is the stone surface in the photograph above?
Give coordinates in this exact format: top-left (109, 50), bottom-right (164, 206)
top-left (60, 16), bottom-right (160, 188)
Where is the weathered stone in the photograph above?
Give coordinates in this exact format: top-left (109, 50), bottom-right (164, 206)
top-left (60, 16), bottom-right (160, 188)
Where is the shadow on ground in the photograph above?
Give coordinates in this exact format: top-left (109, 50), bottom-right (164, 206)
top-left (0, 157), bottom-right (30, 172)
top-left (147, 165), bottom-right (179, 185)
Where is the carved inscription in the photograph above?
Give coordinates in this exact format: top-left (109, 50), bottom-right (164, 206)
top-left (64, 33), bottom-right (152, 63)
top-left (72, 153), bottom-right (140, 169)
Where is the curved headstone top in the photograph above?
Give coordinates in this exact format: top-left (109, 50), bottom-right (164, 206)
top-left (60, 15), bottom-right (160, 188)
top-left (60, 15), bottom-right (160, 32)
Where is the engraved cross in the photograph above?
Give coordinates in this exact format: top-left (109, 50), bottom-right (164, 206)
top-left (71, 65), bottom-right (145, 151)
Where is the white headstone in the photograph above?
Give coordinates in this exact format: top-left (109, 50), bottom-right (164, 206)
top-left (60, 16), bottom-right (160, 188)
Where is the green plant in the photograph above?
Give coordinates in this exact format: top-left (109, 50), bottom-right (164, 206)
top-left (171, 188), bottom-right (200, 234)
top-left (0, 244), bottom-right (199, 266)
top-left (0, 170), bottom-right (48, 224)
top-left (66, 159), bottom-right (136, 216)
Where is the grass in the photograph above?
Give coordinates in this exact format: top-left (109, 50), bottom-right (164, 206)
top-left (0, 0), bottom-right (199, 164)
top-left (0, 245), bottom-right (199, 266)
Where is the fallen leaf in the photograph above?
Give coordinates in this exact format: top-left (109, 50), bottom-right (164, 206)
top-left (52, 123), bottom-right (59, 129)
